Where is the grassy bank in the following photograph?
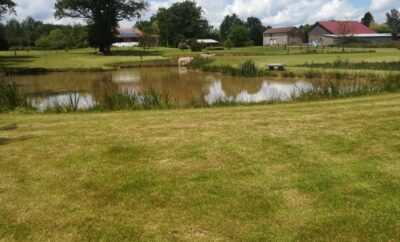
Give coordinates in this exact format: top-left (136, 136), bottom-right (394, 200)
top-left (1, 46), bottom-right (400, 74)
top-left (300, 59), bottom-right (400, 71)
top-left (1, 93), bottom-right (399, 241)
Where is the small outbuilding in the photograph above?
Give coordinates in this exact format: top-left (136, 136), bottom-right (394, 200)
top-left (263, 27), bottom-right (303, 46)
top-left (196, 39), bottom-right (220, 47)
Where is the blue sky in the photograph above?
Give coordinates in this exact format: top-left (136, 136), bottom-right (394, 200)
top-left (5, 0), bottom-right (399, 27)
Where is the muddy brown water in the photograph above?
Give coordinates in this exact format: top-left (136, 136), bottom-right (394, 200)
top-left (11, 67), bottom-right (313, 110)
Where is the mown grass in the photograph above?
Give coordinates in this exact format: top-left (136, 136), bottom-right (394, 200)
top-left (300, 59), bottom-right (400, 71)
top-left (1, 46), bottom-right (400, 74)
top-left (0, 94), bottom-right (399, 241)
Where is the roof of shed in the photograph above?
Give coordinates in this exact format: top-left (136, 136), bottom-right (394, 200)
top-left (264, 27), bottom-right (298, 34)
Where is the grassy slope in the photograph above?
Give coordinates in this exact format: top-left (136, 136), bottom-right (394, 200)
top-left (1, 47), bottom-right (400, 71)
top-left (1, 94), bottom-right (399, 241)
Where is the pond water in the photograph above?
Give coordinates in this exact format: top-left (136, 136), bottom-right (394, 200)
top-left (12, 67), bottom-right (313, 110)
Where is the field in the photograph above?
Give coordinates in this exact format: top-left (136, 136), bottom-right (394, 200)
top-left (1, 93), bottom-right (400, 241)
top-left (1, 46), bottom-right (400, 74)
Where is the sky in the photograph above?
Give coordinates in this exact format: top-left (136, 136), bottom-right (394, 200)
top-left (4, 0), bottom-right (400, 28)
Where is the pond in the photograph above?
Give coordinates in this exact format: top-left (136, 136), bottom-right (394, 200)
top-left (11, 67), bottom-right (314, 110)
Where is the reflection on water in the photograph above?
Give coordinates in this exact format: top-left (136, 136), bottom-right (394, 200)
top-left (205, 80), bottom-right (313, 104)
top-left (12, 67), bottom-right (314, 110)
top-left (32, 93), bottom-right (95, 111)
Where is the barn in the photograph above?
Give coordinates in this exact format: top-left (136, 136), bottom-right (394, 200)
top-left (307, 21), bottom-right (391, 45)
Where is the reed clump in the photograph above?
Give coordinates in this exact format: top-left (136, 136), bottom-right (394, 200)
top-left (300, 59), bottom-right (400, 71)
top-left (0, 80), bottom-right (33, 112)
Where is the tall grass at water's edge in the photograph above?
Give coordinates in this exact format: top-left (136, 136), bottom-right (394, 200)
top-left (188, 58), bottom-right (394, 80)
top-left (94, 88), bottom-right (173, 111)
top-left (0, 80), bottom-right (33, 112)
top-left (300, 59), bottom-right (400, 71)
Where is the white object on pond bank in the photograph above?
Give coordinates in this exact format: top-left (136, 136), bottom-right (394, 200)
top-left (200, 53), bottom-right (216, 58)
top-left (178, 57), bottom-right (194, 66)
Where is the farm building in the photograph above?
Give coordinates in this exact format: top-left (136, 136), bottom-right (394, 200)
top-left (263, 27), bottom-right (303, 46)
top-left (308, 21), bottom-right (392, 45)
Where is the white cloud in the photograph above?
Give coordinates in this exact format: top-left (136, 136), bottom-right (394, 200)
top-left (2, 0), bottom-right (399, 28)
top-left (369, 0), bottom-right (400, 23)
top-left (370, 0), bottom-right (398, 11)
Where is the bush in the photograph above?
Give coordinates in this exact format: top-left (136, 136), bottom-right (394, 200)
top-left (228, 25), bottom-right (250, 47)
top-left (35, 29), bottom-right (67, 50)
top-left (178, 42), bottom-right (188, 51)
top-left (188, 39), bottom-right (204, 52)
top-left (224, 39), bottom-right (233, 49)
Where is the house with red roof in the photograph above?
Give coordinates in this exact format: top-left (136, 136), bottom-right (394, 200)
top-left (308, 21), bottom-right (392, 45)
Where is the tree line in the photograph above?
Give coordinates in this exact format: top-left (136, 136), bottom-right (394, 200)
top-left (0, 0), bottom-right (399, 53)
top-left (361, 10), bottom-right (400, 36)
top-left (0, 17), bottom-right (88, 50)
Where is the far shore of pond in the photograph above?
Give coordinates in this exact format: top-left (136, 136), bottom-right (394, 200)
top-left (1, 46), bottom-right (400, 78)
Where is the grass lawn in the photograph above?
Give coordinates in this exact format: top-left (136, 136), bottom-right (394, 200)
top-left (1, 93), bottom-right (399, 241)
top-left (0, 48), bottom-right (179, 70)
top-left (1, 46), bottom-right (400, 72)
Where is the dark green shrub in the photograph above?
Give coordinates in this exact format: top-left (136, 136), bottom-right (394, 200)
top-left (178, 42), bottom-right (188, 51)
top-left (224, 39), bottom-right (233, 49)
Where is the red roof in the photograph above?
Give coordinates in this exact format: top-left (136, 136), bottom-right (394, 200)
top-left (317, 21), bottom-right (376, 35)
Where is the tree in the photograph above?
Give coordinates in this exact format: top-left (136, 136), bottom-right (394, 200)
top-left (245, 17), bottom-right (266, 46)
top-left (0, 0), bottom-right (15, 16)
top-left (54, 0), bottom-right (148, 54)
top-left (35, 29), bottom-right (67, 50)
top-left (0, 23), bottom-right (8, 50)
top-left (21, 17), bottom-right (42, 47)
top-left (361, 12), bottom-right (374, 27)
top-left (299, 24), bottom-right (311, 43)
top-left (154, 1), bottom-right (211, 47)
top-left (386, 9), bottom-right (400, 36)
top-left (220, 14), bottom-right (244, 40)
top-left (370, 21), bottom-right (391, 33)
top-left (228, 25), bottom-right (250, 47)
top-left (4, 18), bottom-right (22, 46)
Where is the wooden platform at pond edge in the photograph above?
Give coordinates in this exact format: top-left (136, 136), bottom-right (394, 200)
top-left (267, 63), bottom-right (286, 70)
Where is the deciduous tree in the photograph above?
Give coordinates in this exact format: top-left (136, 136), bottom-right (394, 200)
top-left (386, 9), bottom-right (400, 36)
top-left (361, 12), bottom-right (374, 27)
top-left (0, 0), bottom-right (15, 16)
top-left (245, 17), bottom-right (266, 46)
top-left (228, 25), bottom-right (250, 47)
top-left (220, 14), bottom-right (243, 40)
top-left (155, 1), bottom-right (211, 47)
top-left (54, 0), bottom-right (148, 54)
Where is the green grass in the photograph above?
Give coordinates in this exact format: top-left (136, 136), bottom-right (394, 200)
top-left (1, 46), bottom-right (400, 74)
top-left (300, 59), bottom-right (400, 71)
top-left (0, 47), bottom-right (182, 70)
top-left (1, 94), bottom-right (400, 241)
